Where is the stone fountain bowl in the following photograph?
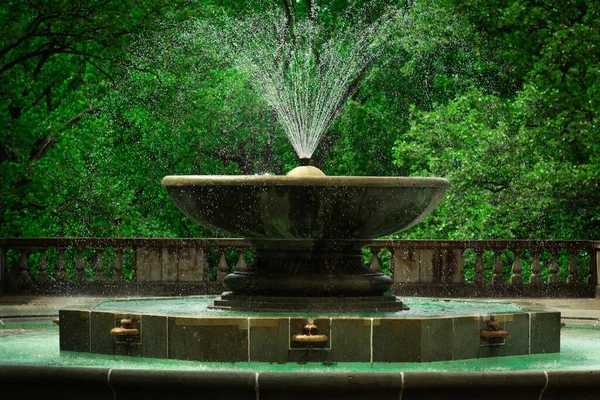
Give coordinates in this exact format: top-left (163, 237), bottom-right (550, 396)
top-left (162, 171), bottom-right (448, 299)
top-left (161, 173), bottom-right (449, 245)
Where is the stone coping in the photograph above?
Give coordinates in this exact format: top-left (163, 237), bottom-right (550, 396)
top-left (2, 296), bottom-right (598, 318)
top-left (1, 367), bottom-right (599, 399)
top-left (161, 175), bottom-right (450, 187)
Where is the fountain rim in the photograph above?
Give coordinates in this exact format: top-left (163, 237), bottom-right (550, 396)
top-left (161, 175), bottom-right (450, 188)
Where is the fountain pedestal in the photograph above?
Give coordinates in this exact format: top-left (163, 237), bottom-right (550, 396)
top-left (215, 239), bottom-right (405, 310)
top-left (161, 169), bottom-right (449, 311)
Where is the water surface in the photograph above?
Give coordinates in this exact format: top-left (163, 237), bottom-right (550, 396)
top-left (2, 319), bottom-right (598, 372)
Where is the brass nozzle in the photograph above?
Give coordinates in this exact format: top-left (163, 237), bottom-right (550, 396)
top-left (298, 158), bottom-right (311, 166)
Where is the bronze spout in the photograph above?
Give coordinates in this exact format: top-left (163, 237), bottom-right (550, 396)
top-left (292, 321), bottom-right (328, 343)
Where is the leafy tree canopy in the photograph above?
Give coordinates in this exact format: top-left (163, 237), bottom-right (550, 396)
top-left (1, 0), bottom-right (598, 240)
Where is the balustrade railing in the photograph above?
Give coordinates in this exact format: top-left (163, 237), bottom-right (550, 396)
top-left (1, 238), bottom-right (598, 297)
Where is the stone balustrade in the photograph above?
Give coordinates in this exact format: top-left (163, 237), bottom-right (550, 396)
top-left (374, 240), bottom-right (599, 297)
top-left (1, 238), bottom-right (598, 297)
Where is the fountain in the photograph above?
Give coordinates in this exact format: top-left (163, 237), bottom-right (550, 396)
top-left (56, 3), bottom-right (561, 365)
top-left (162, 170), bottom-right (448, 311)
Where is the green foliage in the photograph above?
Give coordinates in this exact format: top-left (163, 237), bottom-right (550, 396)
top-left (392, 0), bottom-right (600, 240)
top-left (0, 0), bottom-right (598, 240)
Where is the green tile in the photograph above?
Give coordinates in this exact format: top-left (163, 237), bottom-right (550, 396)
top-left (90, 311), bottom-right (115, 354)
top-left (421, 318), bottom-right (454, 362)
top-left (452, 316), bottom-right (480, 360)
top-left (530, 312), bottom-right (561, 354)
top-left (498, 313), bottom-right (529, 356)
top-left (139, 315), bottom-right (168, 359)
top-left (249, 318), bottom-right (288, 363)
top-left (59, 309), bottom-right (90, 353)
top-left (373, 319), bottom-right (422, 362)
top-left (330, 318), bottom-right (370, 362)
top-left (477, 344), bottom-right (507, 358)
top-left (168, 317), bottom-right (248, 362)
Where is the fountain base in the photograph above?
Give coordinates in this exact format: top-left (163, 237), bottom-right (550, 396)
top-left (224, 240), bottom-right (393, 296)
top-left (211, 292), bottom-right (406, 311)
top-left (219, 241), bottom-right (399, 310)
top-left (58, 297), bottom-right (561, 363)
top-left (224, 253), bottom-right (394, 296)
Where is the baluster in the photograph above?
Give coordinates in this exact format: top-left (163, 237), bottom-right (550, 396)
top-left (17, 249), bottom-right (30, 282)
top-left (474, 249), bottom-right (484, 285)
top-left (217, 250), bottom-right (229, 283)
top-left (389, 247), bottom-right (395, 280)
top-left (456, 248), bottom-right (466, 283)
top-left (370, 247), bottom-right (381, 272)
top-left (75, 247), bottom-right (86, 281)
top-left (432, 248), bottom-right (443, 282)
top-left (197, 247), bottom-right (209, 282)
top-left (56, 247), bottom-right (68, 281)
top-left (130, 247), bottom-right (137, 281)
top-left (443, 248), bottom-right (456, 282)
top-left (112, 248), bottom-right (123, 282)
top-left (38, 248), bottom-right (50, 281)
top-left (530, 251), bottom-right (541, 285)
top-left (587, 249), bottom-right (596, 285)
top-left (567, 252), bottom-right (578, 285)
top-left (510, 250), bottom-right (523, 286)
top-left (548, 250), bottom-right (560, 284)
top-left (491, 249), bottom-right (504, 287)
top-left (95, 248), bottom-right (105, 281)
top-left (236, 248), bottom-right (247, 272)
top-left (0, 246), bottom-right (5, 287)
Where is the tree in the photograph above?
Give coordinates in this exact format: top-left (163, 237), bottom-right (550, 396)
top-left (0, 0), bottom-right (192, 236)
top-left (393, 0), bottom-right (600, 239)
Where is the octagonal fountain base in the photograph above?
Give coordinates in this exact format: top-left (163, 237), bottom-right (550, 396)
top-left (58, 297), bottom-right (560, 363)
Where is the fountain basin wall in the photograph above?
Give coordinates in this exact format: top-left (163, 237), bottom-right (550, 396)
top-left (3, 367), bottom-right (600, 400)
top-left (59, 297), bottom-right (560, 363)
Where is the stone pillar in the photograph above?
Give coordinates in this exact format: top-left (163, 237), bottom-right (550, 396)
top-left (236, 248), bottom-right (247, 272)
top-left (112, 248), bottom-right (124, 282)
top-left (548, 250), bottom-right (560, 284)
top-left (161, 247), bottom-right (179, 282)
top-left (394, 248), bottom-right (451, 284)
top-left (510, 253), bottom-right (523, 286)
top-left (0, 245), bottom-right (5, 295)
top-left (17, 249), bottom-right (30, 282)
top-left (567, 252), bottom-right (577, 285)
top-left (135, 247), bottom-right (162, 281)
top-left (369, 247), bottom-right (381, 272)
top-left (38, 248), bottom-right (50, 281)
top-left (595, 247), bottom-right (600, 298)
top-left (56, 247), bottom-right (68, 281)
top-left (392, 248), bottom-right (419, 283)
top-left (418, 249), bottom-right (435, 283)
top-left (442, 248), bottom-right (463, 283)
top-left (177, 247), bottom-right (203, 282)
top-left (135, 246), bottom-right (205, 283)
top-left (491, 249), bottom-right (504, 287)
top-left (217, 251), bottom-right (229, 283)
